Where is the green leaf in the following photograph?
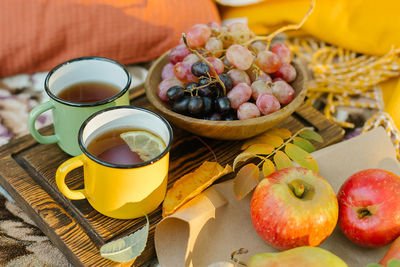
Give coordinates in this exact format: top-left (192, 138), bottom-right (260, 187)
top-left (262, 159), bottom-right (275, 177)
top-left (388, 259), bottom-right (400, 267)
top-left (100, 215), bottom-right (149, 263)
top-left (274, 151), bottom-right (294, 170)
top-left (299, 129), bottom-right (323, 143)
top-left (265, 128), bottom-right (292, 140)
top-left (233, 152), bottom-right (257, 171)
top-left (285, 143), bottom-right (319, 172)
top-left (366, 259), bottom-right (400, 267)
top-left (244, 144), bottom-right (274, 155)
top-left (233, 163), bottom-right (260, 200)
top-left (292, 137), bottom-right (316, 153)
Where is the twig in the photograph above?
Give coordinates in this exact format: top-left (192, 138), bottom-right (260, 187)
top-left (182, 34), bottom-right (227, 95)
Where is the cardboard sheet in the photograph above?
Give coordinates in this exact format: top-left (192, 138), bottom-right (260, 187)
top-left (155, 127), bottom-right (400, 267)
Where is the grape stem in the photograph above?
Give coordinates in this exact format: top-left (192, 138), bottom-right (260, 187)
top-left (244, 0), bottom-right (315, 50)
top-left (182, 33), bottom-right (227, 96)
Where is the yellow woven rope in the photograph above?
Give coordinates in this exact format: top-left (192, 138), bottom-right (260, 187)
top-left (289, 37), bottom-right (400, 157)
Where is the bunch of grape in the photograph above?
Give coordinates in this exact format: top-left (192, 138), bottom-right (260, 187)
top-left (157, 22), bottom-right (297, 121)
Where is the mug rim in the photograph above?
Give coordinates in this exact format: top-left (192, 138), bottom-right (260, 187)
top-left (44, 57), bottom-right (132, 107)
top-left (78, 106), bottom-right (174, 169)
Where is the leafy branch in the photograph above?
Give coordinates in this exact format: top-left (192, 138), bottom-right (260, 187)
top-left (233, 127), bottom-right (323, 200)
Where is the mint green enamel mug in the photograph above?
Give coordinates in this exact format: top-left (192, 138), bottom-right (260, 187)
top-left (28, 57), bottom-right (131, 156)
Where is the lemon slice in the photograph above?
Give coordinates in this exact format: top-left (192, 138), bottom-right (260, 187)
top-left (120, 131), bottom-right (165, 162)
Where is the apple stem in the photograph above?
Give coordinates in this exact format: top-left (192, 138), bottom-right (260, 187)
top-left (289, 180), bottom-right (305, 198)
top-left (357, 208), bottom-right (371, 219)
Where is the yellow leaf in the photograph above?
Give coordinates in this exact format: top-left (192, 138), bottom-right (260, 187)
top-left (262, 159), bottom-right (275, 177)
top-left (274, 151), bottom-right (294, 170)
top-left (285, 143), bottom-right (319, 172)
top-left (233, 163), bottom-right (259, 200)
top-left (241, 134), bottom-right (283, 150)
top-left (266, 128), bottom-right (292, 140)
top-left (244, 144), bottom-right (274, 155)
top-left (233, 152), bottom-right (257, 171)
top-left (162, 161), bottom-right (233, 217)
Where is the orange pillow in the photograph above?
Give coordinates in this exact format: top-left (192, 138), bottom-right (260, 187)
top-left (0, 0), bottom-right (220, 77)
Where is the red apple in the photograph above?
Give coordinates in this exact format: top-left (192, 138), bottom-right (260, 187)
top-left (337, 169), bottom-right (400, 248)
top-left (250, 167), bottom-right (338, 250)
top-left (380, 235), bottom-right (400, 266)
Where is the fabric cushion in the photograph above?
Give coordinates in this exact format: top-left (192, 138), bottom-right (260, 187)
top-left (0, 0), bottom-right (220, 77)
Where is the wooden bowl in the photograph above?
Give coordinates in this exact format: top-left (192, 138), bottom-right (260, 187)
top-left (145, 52), bottom-right (308, 140)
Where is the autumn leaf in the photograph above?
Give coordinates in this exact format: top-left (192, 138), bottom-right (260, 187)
top-left (162, 161), bottom-right (232, 217)
top-left (233, 163), bottom-right (260, 200)
top-left (241, 134), bottom-right (283, 150)
top-left (244, 144), bottom-right (274, 155)
top-left (233, 152), bottom-right (257, 171)
top-left (285, 143), bottom-right (319, 172)
top-left (100, 215), bottom-right (149, 263)
top-left (265, 128), bottom-right (292, 140)
top-left (292, 136), bottom-right (316, 153)
top-left (299, 128), bottom-right (323, 143)
top-left (274, 151), bottom-right (294, 169)
top-left (262, 159), bottom-right (275, 177)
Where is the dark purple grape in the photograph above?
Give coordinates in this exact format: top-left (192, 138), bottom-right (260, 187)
top-left (208, 113), bottom-right (222, 121)
top-left (202, 97), bottom-right (214, 115)
top-left (198, 86), bottom-right (212, 97)
top-left (188, 96), bottom-right (204, 116)
top-left (185, 82), bottom-right (198, 96)
top-left (191, 62), bottom-right (210, 77)
top-left (166, 86), bottom-right (185, 102)
top-left (172, 97), bottom-right (190, 114)
top-left (224, 110), bottom-right (237, 121)
top-left (216, 97), bottom-right (231, 114)
top-left (198, 77), bottom-right (210, 86)
top-left (219, 74), bottom-right (234, 91)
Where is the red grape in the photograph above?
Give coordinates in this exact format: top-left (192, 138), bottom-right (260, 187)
top-left (168, 44), bottom-right (190, 64)
top-left (228, 22), bottom-right (249, 33)
top-left (271, 80), bottom-right (295, 104)
top-left (205, 37), bottom-right (223, 57)
top-left (247, 68), bottom-right (272, 83)
top-left (273, 77), bottom-right (284, 82)
top-left (206, 21), bottom-right (221, 35)
top-left (251, 80), bottom-right (272, 101)
top-left (273, 62), bottom-right (297, 82)
top-left (158, 77), bottom-right (183, 101)
top-left (206, 57), bottom-right (224, 75)
top-left (183, 53), bottom-right (200, 65)
top-left (237, 102), bottom-right (260, 120)
top-left (250, 41), bottom-right (266, 54)
top-left (228, 22), bottom-right (254, 43)
top-left (255, 51), bottom-right (281, 73)
top-left (161, 63), bottom-right (175, 80)
top-left (227, 82), bottom-right (252, 109)
top-left (256, 93), bottom-right (281, 115)
top-left (174, 62), bottom-right (198, 83)
top-left (226, 44), bottom-right (254, 70)
top-left (186, 24), bottom-right (212, 48)
top-left (271, 42), bottom-right (293, 64)
top-left (227, 69), bottom-right (251, 86)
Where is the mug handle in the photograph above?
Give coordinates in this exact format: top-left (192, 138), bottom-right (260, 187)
top-left (56, 155), bottom-right (86, 200)
top-left (28, 101), bottom-right (58, 144)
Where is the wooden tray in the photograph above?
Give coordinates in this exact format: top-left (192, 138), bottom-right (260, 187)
top-left (0, 88), bottom-right (344, 266)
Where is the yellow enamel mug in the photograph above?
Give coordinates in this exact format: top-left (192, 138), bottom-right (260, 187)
top-left (55, 106), bottom-right (173, 219)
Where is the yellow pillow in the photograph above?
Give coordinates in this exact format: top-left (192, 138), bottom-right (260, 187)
top-left (219, 0), bottom-right (400, 56)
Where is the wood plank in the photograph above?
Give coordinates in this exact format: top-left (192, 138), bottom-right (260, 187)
top-left (0, 89), bottom-right (344, 266)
